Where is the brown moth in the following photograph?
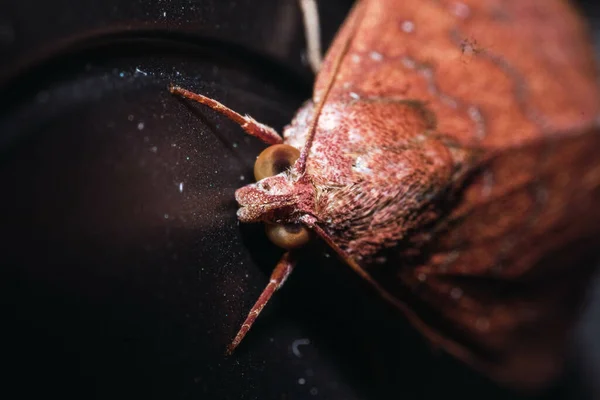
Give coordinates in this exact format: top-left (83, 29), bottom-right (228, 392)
top-left (170, 0), bottom-right (600, 392)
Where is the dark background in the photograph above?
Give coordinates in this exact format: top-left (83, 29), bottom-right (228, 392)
top-left (1, 1), bottom-right (599, 399)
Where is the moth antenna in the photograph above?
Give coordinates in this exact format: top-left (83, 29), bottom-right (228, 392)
top-left (299, 215), bottom-right (475, 364)
top-left (225, 252), bottom-right (296, 355)
top-left (295, 0), bottom-right (365, 174)
top-left (169, 85), bottom-right (283, 145)
top-left (299, 0), bottom-right (323, 74)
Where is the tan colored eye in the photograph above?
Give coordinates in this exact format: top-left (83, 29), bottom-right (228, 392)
top-left (265, 223), bottom-right (310, 250)
top-left (254, 144), bottom-right (300, 181)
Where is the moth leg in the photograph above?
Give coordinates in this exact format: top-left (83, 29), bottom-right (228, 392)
top-left (299, 0), bottom-right (322, 73)
top-left (169, 85), bottom-right (283, 145)
top-left (226, 252), bottom-right (296, 355)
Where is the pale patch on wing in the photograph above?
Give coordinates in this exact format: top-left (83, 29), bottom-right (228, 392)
top-left (318, 106), bottom-right (343, 131)
top-left (348, 127), bottom-right (362, 143)
top-left (353, 155), bottom-right (372, 174)
top-left (283, 101), bottom-right (314, 149)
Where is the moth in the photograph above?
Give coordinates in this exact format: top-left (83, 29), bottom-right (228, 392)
top-left (170, 0), bottom-right (600, 392)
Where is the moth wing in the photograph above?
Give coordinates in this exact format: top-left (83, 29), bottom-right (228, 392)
top-left (314, 0), bottom-right (600, 146)
top-left (310, 0), bottom-right (600, 390)
top-left (368, 127), bottom-right (600, 390)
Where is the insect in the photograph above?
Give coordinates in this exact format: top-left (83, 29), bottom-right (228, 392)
top-left (170, 0), bottom-right (600, 392)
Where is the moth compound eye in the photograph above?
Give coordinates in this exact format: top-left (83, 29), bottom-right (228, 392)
top-left (254, 144), bottom-right (300, 181)
top-left (265, 223), bottom-right (310, 250)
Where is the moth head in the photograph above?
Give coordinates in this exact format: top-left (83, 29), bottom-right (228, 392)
top-left (235, 144), bottom-right (313, 250)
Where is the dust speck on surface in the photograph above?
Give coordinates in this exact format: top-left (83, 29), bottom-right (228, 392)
top-left (292, 338), bottom-right (310, 357)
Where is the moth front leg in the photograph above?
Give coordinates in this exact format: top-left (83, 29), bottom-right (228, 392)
top-left (226, 252), bottom-right (297, 355)
top-left (299, 0), bottom-right (323, 74)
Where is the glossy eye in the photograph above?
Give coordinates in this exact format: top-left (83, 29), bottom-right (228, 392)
top-left (254, 144), bottom-right (300, 181)
top-left (265, 223), bottom-right (310, 250)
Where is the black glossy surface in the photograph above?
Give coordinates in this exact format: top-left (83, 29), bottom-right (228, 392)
top-left (1, 1), bottom-right (599, 399)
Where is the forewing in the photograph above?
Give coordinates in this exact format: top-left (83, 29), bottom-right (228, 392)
top-left (312, 0), bottom-right (600, 390)
top-left (315, 0), bottom-right (600, 147)
top-left (373, 126), bottom-right (600, 390)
